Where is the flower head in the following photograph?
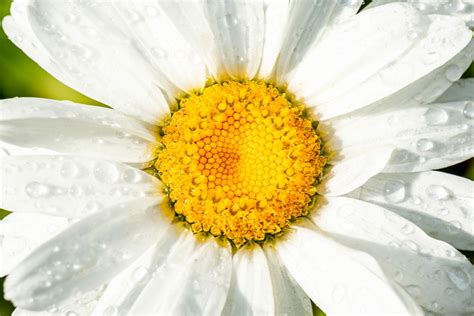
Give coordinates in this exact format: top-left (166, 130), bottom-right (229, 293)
top-left (1, 0), bottom-right (473, 315)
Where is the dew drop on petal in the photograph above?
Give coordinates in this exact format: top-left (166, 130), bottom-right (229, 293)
top-left (426, 185), bottom-right (451, 201)
top-left (132, 266), bottom-right (149, 284)
top-left (65, 312), bottom-right (79, 316)
top-left (463, 101), bottom-right (474, 119)
top-left (383, 180), bottom-right (406, 203)
top-left (94, 162), bottom-right (119, 183)
top-left (104, 305), bottom-right (118, 316)
top-left (424, 108), bottom-right (448, 125)
top-left (123, 169), bottom-right (142, 183)
top-left (445, 267), bottom-right (471, 290)
top-left (401, 223), bottom-right (414, 235)
top-left (416, 138), bottom-right (434, 152)
top-left (25, 182), bottom-right (53, 198)
top-left (445, 65), bottom-right (462, 82)
top-left (60, 161), bottom-right (80, 178)
top-left (405, 285), bottom-right (421, 297)
top-left (402, 240), bottom-right (419, 252)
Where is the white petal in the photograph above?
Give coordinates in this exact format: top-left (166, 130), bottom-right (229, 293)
top-left (318, 146), bottom-right (393, 196)
top-left (4, 197), bottom-right (164, 311)
top-left (129, 234), bottom-right (232, 315)
top-left (367, 0), bottom-right (474, 28)
top-left (1, 155), bottom-right (161, 218)
top-left (436, 78), bottom-right (474, 103)
top-left (276, 0), bottom-right (362, 80)
top-left (288, 3), bottom-right (425, 115)
top-left (276, 221), bottom-right (422, 315)
top-left (92, 224), bottom-right (178, 316)
top-left (157, 0), bottom-right (220, 80)
top-left (108, 2), bottom-right (208, 94)
top-left (3, 0), bottom-right (172, 123)
top-left (348, 171), bottom-right (474, 250)
top-left (326, 96), bottom-right (474, 173)
top-left (312, 197), bottom-right (474, 313)
top-left (258, 0), bottom-right (290, 79)
top-left (0, 213), bottom-right (69, 277)
top-left (290, 5), bottom-right (472, 120)
top-left (222, 243), bottom-right (274, 315)
top-left (0, 140), bottom-right (56, 157)
top-left (204, 0), bottom-right (265, 79)
top-left (263, 245), bottom-right (312, 316)
top-left (0, 98), bottom-right (157, 163)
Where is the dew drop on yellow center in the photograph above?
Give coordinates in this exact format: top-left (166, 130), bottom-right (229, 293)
top-left (155, 80), bottom-right (326, 246)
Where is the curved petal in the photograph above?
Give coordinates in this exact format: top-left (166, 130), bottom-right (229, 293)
top-left (263, 245), bottom-right (312, 316)
top-left (92, 224), bottom-right (178, 316)
top-left (312, 197), bottom-right (474, 313)
top-left (0, 213), bottom-right (69, 277)
top-left (276, 0), bottom-right (362, 80)
top-left (326, 96), bottom-right (474, 173)
top-left (289, 4), bottom-right (472, 120)
top-left (3, 0), bottom-right (175, 123)
top-left (436, 78), bottom-right (474, 104)
top-left (257, 0), bottom-right (290, 79)
top-left (276, 221), bottom-right (422, 315)
top-left (4, 197), bottom-right (164, 311)
top-left (203, 0), bottom-right (265, 80)
top-left (0, 98), bottom-right (157, 163)
top-left (318, 146), bottom-right (393, 196)
top-left (129, 234), bottom-right (232, 315)
top-left (366, 0), bottom-right (474, 28)
top-left (348, 172), bottom-right (474, 250)
top-left (1, 155), bottom-right (161, 218)
top-left (222, 243), bottom-right (275, 315)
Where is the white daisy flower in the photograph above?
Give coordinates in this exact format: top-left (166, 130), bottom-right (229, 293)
top-left (1, 0), bottom-right (473, 315)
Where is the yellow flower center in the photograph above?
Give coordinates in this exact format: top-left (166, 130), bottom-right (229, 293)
top-left (155, 80), bottom-right (326, 246)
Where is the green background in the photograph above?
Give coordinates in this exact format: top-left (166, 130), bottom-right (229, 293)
top-left (0, 0), bottom-right (472, 315)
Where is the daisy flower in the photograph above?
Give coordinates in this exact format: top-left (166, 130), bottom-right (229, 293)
top-left (1, 0), bottom-right (474, 315)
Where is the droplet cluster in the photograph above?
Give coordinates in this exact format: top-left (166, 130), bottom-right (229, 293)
top-left (155, 81), bottom-right (326, 246)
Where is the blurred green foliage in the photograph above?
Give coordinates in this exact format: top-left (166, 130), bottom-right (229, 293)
top-left (0, 0), bottom-right (472, 315)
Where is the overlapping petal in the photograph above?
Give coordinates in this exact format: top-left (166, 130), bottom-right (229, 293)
top-left (276, 221), bottom-right (423, 315)
top-left (288, 3), bottom-right (472, 120)
top-left (349, 171), bottom-right (474, 250)
top-left (222, 243), bottom-right (275, 315)
top-left (4, 197), bottom-right (164, 311)
top-left (312, 197), bottom-right (474, 313)
top-left (0, 213), bottom-right (69, 277)
top-left (0, 98), bottom-right (157, 163)
top-left (1, 155), bottom-right (161, 218)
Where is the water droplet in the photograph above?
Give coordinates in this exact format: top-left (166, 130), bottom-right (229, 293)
top-left (402, 240), bottom-right (419, 252)
top-left (416, 138), bottom-right (434, 152)
top-left (132, 266), bottom-right (149, 284)
top-left (389, 241), bottom-right (400, 249)
top-left (25, 182), bottom-right (53, 198)
top-left (447, 221), bottom-right (462, 234)
top-left (123, 169), bottom-right (142, 183)
top-left (331, 284), bottom-right (347, 303)
top-left (445, 65), bottom-right (462, 82)
top-left (94, 162), bottom-right (119, 183)
top-left (446, 267), bottom-right (471, 290)
top-left (405, 285), bottom-right (421, 297)
top-left (446, 249), bottom-right (457, 258)
top-left (401, 223), bottom-right (414, 235)
top-left (60, 161), bottom-right (80, 178)
top-left (425, 108), bottom-right (448, 125)
top-left (383, 180), bottom-right (406, 203)
top-left (84, 201), bottom-right (102, 214)
top-left (104, 305), bottom-right (118, 316)
top-left (430, 301), bottom-right (440, 311)
top-left (66, 311), bottom-right (79, 316)
top-left (463, 101), bottom-right (474, 119)
top-left (412, 197), bottom-right (422, 205)
top-left (426, 185), bottom-right (451, 200)
top-left (64, 13), bottom-right (77, 23)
